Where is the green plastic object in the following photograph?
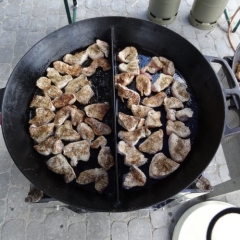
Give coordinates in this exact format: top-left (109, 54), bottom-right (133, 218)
top-left (148, 0), bottom-right (181, 25)
top-left (189, 0), bottom-right (229, 30)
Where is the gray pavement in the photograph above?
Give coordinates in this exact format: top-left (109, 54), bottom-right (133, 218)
top-left (0, 0), bottom-right (240, 239)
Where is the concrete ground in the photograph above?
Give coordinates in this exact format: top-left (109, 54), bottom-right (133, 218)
top-left (0, 0), bottom-right (240, 239)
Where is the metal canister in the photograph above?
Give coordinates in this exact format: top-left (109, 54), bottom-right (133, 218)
top-left (189, 0), bottom-right (229, 30)
top-left (148, 0), bottom-right (181, 25)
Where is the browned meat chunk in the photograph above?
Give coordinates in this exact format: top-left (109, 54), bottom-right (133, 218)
top-left (53, 61), bottom-right (82, 77)
top-left (34, 136), bottom-right (64, 156)
top-left (136, 74), bottom-right (151, 96)
top-left (169, 133), bottom-right (191, 163)
top-left (115, 83), bottom-right (140, 109)
top-left (118, 127), bottom-right (147, 146)
top-left (114, 73), bottom-right (135, 86)
top-left (55, 120), bottom-right (80, 141)
top-left (30, 95), bottom-right (55, 111)
top-left (29, 108), bottom-right (55, 127)
top-left (118, 112), bottom-right (140, 132)
top-left (171, 81), bottom-right (190, 102)
top-left (123, 166), bottom-right (146, 189)
top-left (145, 110), bottom-right (162, 128)
top-left (141, 56), bottom-right (163, 74)
top-left (151, 74), bottom-right (173, 92)
top-left (131, 104), bottom-right (152, 118)
top-left (76, 168), bottom-right (109, 193)
top-left (46, 154), bottom-right (76, 183)
top-left (118, 141), bottom-right (148, 167)
top-left (44, 86), bottom-right (63, 99)
top-left (117, 47), bottom-right (138, 63)
top-left (54, 105), bottom-right (74, 126)
top-left (63, 140), bottom-right (90, 167)
top-left (84, 102), bottom-right (109, 121)
top-left (87, 43), bottom-right (104, 60)
top-left (84, 117), bottom-right (111, 136)
top-left (159, 57), bottom-right (175, 76)
top-left (164, 97), bottom-right (184, 109)
top-left (176, 108), bottom-right (193, 121)
top-left (63, 50), bottom-right (88, 66)
top-left (52, 93), bottom-right (76, 108)
top-left (166, 108), bottom-right (176, 121)
top-left (149, 153), bottom-right (180, 179)
top-left (75, 85), bottom-right (94, 105)
top-left (236, 64), bottom-right (240, 81)
top-left (65, 74), bottom-right (91, 94)
top-left (77, 122), bottom-right (95, 141)
top-left (142, 92), bottom-right (167, 108)
top-left (98, 147), bottom-right (114, 170)
top-left (96, 39), bottom-right (109, 57)
top-left (29, 123), bottom-right (54, 143)
top-left (82, 58), bottom-right (111, 76)
top-left (70, 108), bottom-right (85, 126)
top-left (91, 136), bottom-right (107, 149)
top-left (166, 120), bottom-right (190, 138)
top-left (119, 60), bottom-right (140, 75)
top-left (139, 129), bottom-right (163, 154)
top-left (36, 77), bottom-right (51, 89)
top-left (46, 68), bottom-right (73, 89)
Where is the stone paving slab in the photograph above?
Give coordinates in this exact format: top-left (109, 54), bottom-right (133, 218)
top-left (0, 0), bottom-right (239, 239)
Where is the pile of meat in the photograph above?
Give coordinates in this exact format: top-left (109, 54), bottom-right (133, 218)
top-left (115, 47), bottom-right (193, 189)
top-left (29, 39), bottom-right (114, 193)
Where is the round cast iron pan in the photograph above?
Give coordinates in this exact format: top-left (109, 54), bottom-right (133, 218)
top-left (1, 17), bottom-right (240, 212)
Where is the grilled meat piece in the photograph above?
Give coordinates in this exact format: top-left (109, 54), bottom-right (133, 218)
top-left (118, 112), bottom-right (140, 131)
top-left (29, 108), bottom-right (55, 127)
top-left (115, 83), bottom-right (140, 109)
top-left (76, 168), bottom-right (109, 193)
top-left (75, 85), bottom-right (94, 105)
top-left (151, 74), bottom-right (173, 92)
top-left (87, 43), bottom-right (104, 60)
top-left (118, 141), bottom-right (148, 167)
top-left (46, 154), bottom-right (76, 183)
top-left (54, 105), bottom-right (74, 126)
top-left (84, 117), bottom-right (111, 136)
top-left (114, 73), bottom-right (135, 86)
top-left (131, 104), bottom-right (152, 118)
top-left (141, 56), bottom-right (163, 74)
top-left (52, 93), bottom-right (76, 108)
top-left (55, 120), bottom-right (80, 141)
top-left (117, 47), bottom-right (138, 63)
top-left (123, 165), bottom-right (146, 189)
top-left (84, 102), bottom-right (109, 121)
top-left (118, 127), bottom-right (147, 146)
top-left (70, 108), bottom-right (85, 126)
top-left (159, 57), bottom-right (175, 76)
top-left (142, 92), bottom-right (167, 108)
top-left (176, 108), bottom-right (193, 121)
top-left (46, 68), bottom-right (73, 89)
top-left (30, 95), bottom-right (55, 111)
top-left (82, 58), bottom-right (111, 76)
top-left (77, 122), bottom-right (95, 141)
top-left (137, 118), bottom-right (145, 128)
top-left (169, 133), bottom-right (191, 163)
top-left (63, 50), bottom-right (88, 66)
top-left (171, 81), bottom-right (190, 102)
top-left (34, 136), bottom-right (64, 156)
top-left (149, 153), bottom-right (180, 179)
top-left (63, 140), bottom-right (90, 167)
top-left (44, 86), bottom-right (63, 99)
top-left (136, 74), bottom-right (151, 96)
top-left (166, 108), bottom-right (176, 121)
top-left (36, 77), bottom-right (51, 89)
top-left (98, 146), bottom-right (114, 170)
top-left (164, 97), bottom-right (184, 109)
top-left (139, 129), bottom-right (163, 154)
top-left (145, 110), bottom-right (162, 128)
top-left (236, 64), bottom-right (240, 81)
top-left (29, 123), bottom-right (54, 143)
top-left (119, 60), bottom-right (140, 75)
top-left (53, 61), bottom-right (82, 77)
top-left (64, 74), bottom-right (91, 94)
top-left (91, 136), bottom-right (107, 149)
top-left (166, 120), bottom-right (190, 138)
top-left (96, 39), bottom-right (109, 57)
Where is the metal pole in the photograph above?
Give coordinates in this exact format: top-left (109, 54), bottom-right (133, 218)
top-left (232, 19), bottom-right (240, 33)
top-left (73, 0), bottom-right (78, 23)
top-left (63, 0), bottom-right (72, 24)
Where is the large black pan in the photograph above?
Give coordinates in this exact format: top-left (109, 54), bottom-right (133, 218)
top-left (1, 17), bottom-right (240, 212)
